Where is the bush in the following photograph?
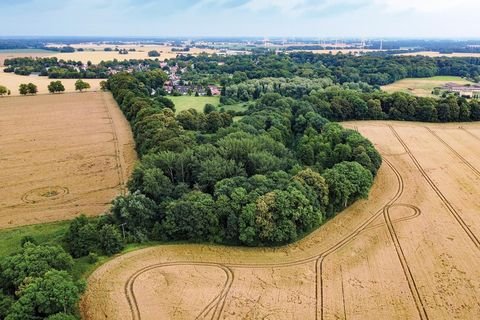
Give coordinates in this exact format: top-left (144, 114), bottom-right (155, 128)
top-left (87, 252), bottom-right (98, 264)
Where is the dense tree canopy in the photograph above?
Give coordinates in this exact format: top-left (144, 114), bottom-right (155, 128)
top-left (0, 243), bottom-right (83, 320)
top-left (89, 72), bottom-right (381, 247)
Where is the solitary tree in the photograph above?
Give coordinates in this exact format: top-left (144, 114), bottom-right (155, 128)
top-left (27, 83), bottom-right (38, 95)
top-left (48, 81), bottom-right (65, 94)
top-left (0, 85), bottom-right (8, 97)
top-left (19, 84), bottom-right (29, 95)
top-left (148, 50), bottom-right (160, 57)
top-left (75, 80), bottom-right (91, 92)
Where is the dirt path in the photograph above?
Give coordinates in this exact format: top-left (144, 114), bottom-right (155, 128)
top-left (0, 92), bottom-right (136, 228)
top-left (81, 121), bottom-right (480, 320)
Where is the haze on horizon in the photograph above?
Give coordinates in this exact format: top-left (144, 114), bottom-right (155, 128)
top-left (1, 0), bottom-right (479, 39)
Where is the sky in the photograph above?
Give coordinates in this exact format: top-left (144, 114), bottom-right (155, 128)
top-left (1, 0), bottom-right (480, 38)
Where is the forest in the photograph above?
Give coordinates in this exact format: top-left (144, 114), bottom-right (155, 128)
top-left (179, 52), bottom-right (480, 85)
top-left (96, 71), bottom-right (381, 246)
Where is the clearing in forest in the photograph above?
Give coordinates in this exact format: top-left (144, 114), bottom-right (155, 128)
top-left (381, 76), bottom-right (475, 97)
top-left (81, 121), bottom-right (480, 320)
top-left (169, 96), bottom-right (220, 112)
top-left (0, 92), bottom-right (136, 229)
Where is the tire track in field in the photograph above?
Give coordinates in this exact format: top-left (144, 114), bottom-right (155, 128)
top-left (460, 127), bottom-right (480, 142)
top-left (384, 203), bottom-right (429, 320)
top-left (425, 127), bottom-right (480, 177)
top-left (102, 93), bottom-right (126, 196)
top-left (389, 125), bottom-right (480, 249)
top-left (362, 202), bottom-right (422, 233)
top-left (124, 262), bottom-right (234, 320)
top-left (123, 125), bottom-right (430, 320)
top-left (122, 154), bottom-right (428, 320)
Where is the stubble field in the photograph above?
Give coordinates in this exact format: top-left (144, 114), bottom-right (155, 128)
top-left (0, 92), bottom-right (136, 228)
top-left (381, 76), bottom-right (475, 97)
top-left (81, 121), bottom-right (480, 320)
top-left (0, 68), bottom-right (104, 95)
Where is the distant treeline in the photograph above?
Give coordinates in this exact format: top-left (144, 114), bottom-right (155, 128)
top-left (220, 77), bottom-right (480, 123)
top-left (178, 52), bottom-right (480, 86)
top-left (3, 57), bottom-right (165, 79)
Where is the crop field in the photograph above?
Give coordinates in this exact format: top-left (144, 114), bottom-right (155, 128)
top-left (81, 121), bottom-right (480, 320)
top-left (397, 51), bottom-right (480, 58)
top-left (0, 92), bottom-right (136, 229)
top-left (0, 68), bottom-right (105, 95)
top-left (45, 44), bottom-right (219, 64)
top-left (0, 49), bottom-right (52, 66)
top-left (381, 76), bottom-right (474, 97)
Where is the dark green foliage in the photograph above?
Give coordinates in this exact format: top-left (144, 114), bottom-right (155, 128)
top-left (162, 191), bottom-right (219, 242)
top-left (64, 215), bottom-right (125, 257)
top-left (47, 81), bottom-right (65, 93)
top-left (97, 72), bottom-right (382, 247)
top-left (148, 50), bottom-right (160, 57)
top-left (0, 292), bottom-right (14, 319)
top-left (0, 240), bottom-right (82, 320)
top-left (111, 192), bottom-right (158, 239)
top-left (204, 103), bottom-right (216, 114)
top-left (323, 162), bottom-right (373, 216)
top-left (5, 270), bottom-right (84, 320)
top-left (0, 243), bottom-right (73, 292)
top-left (46, 313), bottom-right (78, 320)
top-left (98, 225), bottom-right (124, 255)
top-left (20, 236), bottom-right (37, 247)
top-left (64, 215), bottom-right (97, 258)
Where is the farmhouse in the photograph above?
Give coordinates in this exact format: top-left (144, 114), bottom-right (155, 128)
top-left (208, 85), bottom-right (221, 96)
top-left (441, 82), bottom-right (480, 98)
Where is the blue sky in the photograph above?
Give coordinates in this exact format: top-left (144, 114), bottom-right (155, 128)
top-left (1, 0), bottom-right (479, 38)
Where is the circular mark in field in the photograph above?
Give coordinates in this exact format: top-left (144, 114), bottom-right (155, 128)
top-left (22, 186), bottom-right (69, 204)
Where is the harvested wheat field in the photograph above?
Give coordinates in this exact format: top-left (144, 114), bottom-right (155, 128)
top-left (0, 92), bottom-right (136, 228)
top-left (0, 69), bottom-right (105, 96)
top-left (0, 50), bottom-right (52, 67)
top-left (81, 121), bottom-right (480, 320)
top-left (381, 76), bottom-right (475, 97)
top-left (44, 44), bottom-right (218, 64)
top-left (397, 51), bottom-right (480, 58)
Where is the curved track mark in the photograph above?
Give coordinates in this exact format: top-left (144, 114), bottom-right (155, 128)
top-left (362, 203), bottom-right (422, 233)
top-left (384, 203), bottom-right (428, 320)
top-left (121, 149), bottom-right (427, 320)
top-left (124, 262), bottom-right (234, 320)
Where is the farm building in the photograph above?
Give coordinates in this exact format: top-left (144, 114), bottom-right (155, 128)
top-left (441, 83), bottom-right (480, 98)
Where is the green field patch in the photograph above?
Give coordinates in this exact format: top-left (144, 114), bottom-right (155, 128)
top-left (382, 76), bottom-right (475, 97)
top-left (0, 221), bottom-right (69, 257)
top-left (169, 96), bottom-right (220, 112)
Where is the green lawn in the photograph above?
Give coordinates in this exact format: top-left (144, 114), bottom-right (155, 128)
top-left (169, 96), bottom-right (220, 113)
top-left (0, 221), bottom-right (174, 280)
top-left (0, 221), bottom-right (70, 257)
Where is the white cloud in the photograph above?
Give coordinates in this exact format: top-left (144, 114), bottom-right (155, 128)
top-left (240, 0), bottom-right (365, 16)
top-left (373, 0), bottom-right (480, 13)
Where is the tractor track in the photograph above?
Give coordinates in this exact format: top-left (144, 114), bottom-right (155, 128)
top-left (425, 126), bottom-right (480, 177)
top-left (122, 152), bottom-right (428, 320)
top-left (389, 125), bottom-right (480, 249)
top-left (124, 262), bottom-right (234, 320)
